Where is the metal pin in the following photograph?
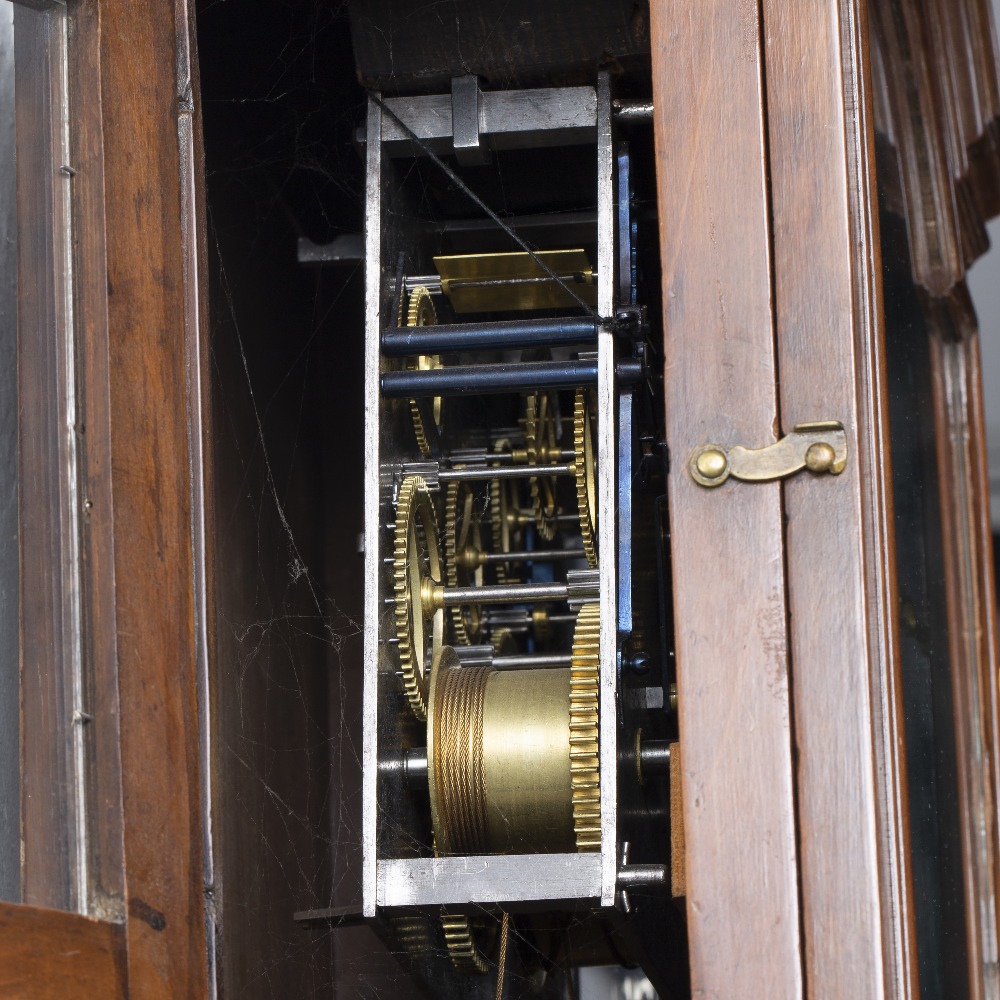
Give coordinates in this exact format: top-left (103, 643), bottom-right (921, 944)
top-left (439, 463), bottom-right (575, 482)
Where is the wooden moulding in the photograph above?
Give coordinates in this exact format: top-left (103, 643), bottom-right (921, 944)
top-left (650, 3), bottom-right (802, 997)
top-left (0, 902), bottom-right (126, 1000)
top-left (927, 291), bottom-right (1000, 1000)
top-left (868, 0), bottom-right (1000, 295)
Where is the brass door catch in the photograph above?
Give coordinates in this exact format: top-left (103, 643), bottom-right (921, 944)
top-left (689, 421), bottom-right (848, 488)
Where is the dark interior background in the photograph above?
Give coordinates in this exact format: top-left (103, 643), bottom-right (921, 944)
top-left (196, 2), bottom-right (383, 995)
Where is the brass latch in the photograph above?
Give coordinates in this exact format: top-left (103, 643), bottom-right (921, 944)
top-left (690, 421), bottom-right (848, 488)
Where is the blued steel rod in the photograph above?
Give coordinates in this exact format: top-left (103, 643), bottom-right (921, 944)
top-left (381, 359), bottom-right (596, 397)
top-left (382, 358), bottom-right (642, 396)
top-left (381, 317), bottom-right (598, 357)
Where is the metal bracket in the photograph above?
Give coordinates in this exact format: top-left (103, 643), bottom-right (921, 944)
top-left (689, 420), bottom-right (848, 488)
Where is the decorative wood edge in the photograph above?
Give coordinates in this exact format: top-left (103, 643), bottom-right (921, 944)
top-left (869, 0), bottom-right (1000, 295)
top-left (927, 292), bottom-right (1000, 999)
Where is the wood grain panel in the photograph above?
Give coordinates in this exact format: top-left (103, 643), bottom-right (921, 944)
top-left (761, 1), bottom-right (917, 996)
top-left (0, 903), bottom-right (126, 1000)
top-left (97, 2), bottom-right (209, 994)
top-left (650, 4), bottom-right (802, 996)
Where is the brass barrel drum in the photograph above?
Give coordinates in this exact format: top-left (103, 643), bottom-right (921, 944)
top-left (427, 603), bottom-right (601, 857)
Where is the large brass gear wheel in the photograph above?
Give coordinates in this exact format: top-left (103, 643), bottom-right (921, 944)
top-left (569, 602), bottom-right (601, 851)
top-left (406, 287), bottom-right (442, 458)
top-left (574, 388), bottom-right (598, 568)
top-left (444, 479), bottom-right (487, 644)
top-left (525, 392), bottom-right (560, 541)
top-left (393, 474), bottom-right (444, 720)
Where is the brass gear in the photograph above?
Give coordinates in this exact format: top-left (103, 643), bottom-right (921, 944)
top-left (444, 479), bottom-right (487, 644)
top-left (491, 626), bottom-right (517, 656)
top-left (489, 440), bottom-right (523, 584)
top-left (570, 602), bottom-right (601, 851)
top-left (574, 388), bottom-right (598, 567)
top-left (525, 392), bottom-right (559, 541)
top-left (407, 287), bottom-right (441, 457)
top-left (441, 912), bottom-right (493, 975)
top-left (393, 474), bottom-right (444, 720)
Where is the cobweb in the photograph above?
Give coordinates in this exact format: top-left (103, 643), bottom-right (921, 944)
top-left (197, 3), bottom-right (659, 997)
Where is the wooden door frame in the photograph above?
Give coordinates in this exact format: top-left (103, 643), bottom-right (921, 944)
top-left (651, 1), bottom-right (917, 996)
top-left (8, 0), bottom-right (214, 995)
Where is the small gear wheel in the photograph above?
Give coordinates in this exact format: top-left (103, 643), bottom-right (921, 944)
top-left (488, 439), bottom-right (524, 585)
top-left (444, 479), bottom-right (488, 645)
top-left (525, 392), bottom-right (560, 541)
top-left (393, 474), bottom-right (444, 720)
top-left (574, 388), bottom-right (598, 567)
top-left (489, 476), bottom-right (524, 585)
top-left (569, 602), bottom-right (601, 851)
top-left (440, 912), bottom-right (496, 975)
top-left (406, 287), bottom-right (442, 457)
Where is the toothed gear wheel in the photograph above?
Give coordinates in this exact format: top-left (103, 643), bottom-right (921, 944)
top-left (406, 287), bottom-right (441, 458)
top-left (489, 440), bottom-right (523, 585)
top-left (525, 392), bottom-right (559, 541)
top-left (441, 912), bottom-right (493, 975)
top-left (574, 388), bottom-right (598, 567)
top-left (570, 602), bottom-right (601, 851)
top-left (444, 480), bottom-right (487, 644)
top-left (393, 475), bottom-right (444, 720)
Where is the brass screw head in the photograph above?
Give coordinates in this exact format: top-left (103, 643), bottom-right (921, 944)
top-left (695, 448), bottom-right (727, 481)
top-left (805, 441), bottom-right (836, 473)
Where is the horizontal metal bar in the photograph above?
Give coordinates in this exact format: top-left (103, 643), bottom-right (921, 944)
top-left (381, 316), bottom-right (598, 357)
top-left (439, 581), bottom-right (574, 606)
top-left (383, 358), bottom-right (642, 397)
top-left (438, 463), bottom-right (574, 482)
top-left (377, 853), bottom-right (602, 907)
top-left (493, 653), bottom-right (573, 669)
top-left (613, 100), bottom-right (654, 122)
top-left (380, 87), bottom-right (597, 158)
top-left (381, 360), bottom-right (597, 397)
top-left (617, 864), bottom-right (668, 889)
top-left (479, 547), bottom-right (585, 564)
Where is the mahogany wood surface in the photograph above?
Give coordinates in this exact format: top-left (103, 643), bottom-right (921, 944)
top-left (95, 0), bottom-right (210, 993)
top-left (761, 1), bottom-right (917, 996)
top-left (650, 4), bottom-right (802, 997)
top-left (0, 902), bottom-right (126, 1000)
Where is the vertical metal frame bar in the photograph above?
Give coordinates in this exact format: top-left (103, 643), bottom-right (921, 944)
top-left (595, 72), bottom-right (619, 907)
top-left (361, 95), bottom-right (382, 918)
